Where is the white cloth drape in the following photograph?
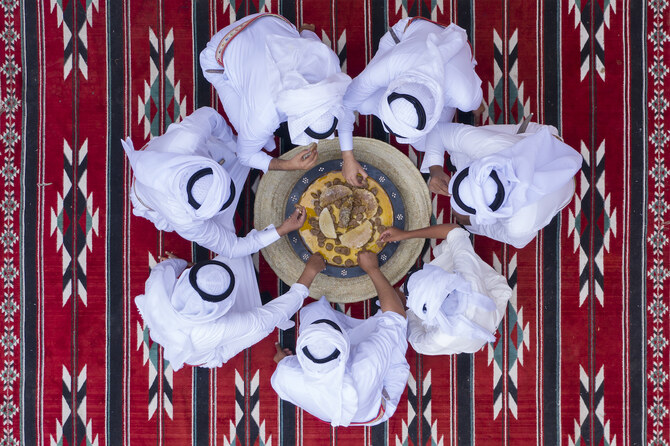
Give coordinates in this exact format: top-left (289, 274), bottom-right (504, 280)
top-left (271, 297), bottom-right (409, 426)
top-left (135, 256), bottom-right (307, 371)
top-left (122, 107), bottom-right (281, 256)
top-left (439, 122), bottom-right (582, 248)
top-left (344, 18), bottom-right (482, 169)
top-left (200, 13), bottom-right (355, 168)
top-left (407, 228), bottom-right (513, 355)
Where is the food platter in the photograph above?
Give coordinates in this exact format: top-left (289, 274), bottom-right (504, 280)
top-left (254, 137), bottom-right (431, 303)
top-left (284, 159), bottom-right (405, 278)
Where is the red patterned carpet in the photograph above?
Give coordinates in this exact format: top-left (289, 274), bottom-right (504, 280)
top-left (10, 1), bottom-right (662, 445)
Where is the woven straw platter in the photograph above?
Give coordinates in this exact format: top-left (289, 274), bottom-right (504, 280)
top-left (254, 137), bottom-right (431, 303)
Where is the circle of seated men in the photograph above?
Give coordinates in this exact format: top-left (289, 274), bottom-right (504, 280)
top-left (125, 13), bottom-right (582, 427)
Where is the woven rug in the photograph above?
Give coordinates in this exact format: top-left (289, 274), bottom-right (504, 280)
top-left (11, 1), bottom-right (660, 444)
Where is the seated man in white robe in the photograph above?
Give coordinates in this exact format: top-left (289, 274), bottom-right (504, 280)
top-left (135, 252), bottom-right (326, 370)
top-left (122, 107), bottom-right (306, 256)
top-left (379, 224), bottom-right (512, 355)
top-left (270, 251), bottom-right (409, 426)
top-left (343, 17), bottom-right (483, 192)
top-left (200, 13), bottom-right (366, 184)
top-left (435, 121), bottom-right (583, 248)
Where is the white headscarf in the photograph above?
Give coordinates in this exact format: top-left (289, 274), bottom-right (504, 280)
top-left (407, 264), bottom-right (497, 342)
top-left (266, 35), bottom-right (352, 145)
top-left (122, 137), bottom-right (233, 221)
top-left (379, 30), bottom-right (466, 143)
top-left (135, 259), bottom-right (238, 370)
top-left (170, 261), bottom-right (237, 323)
top-left (449, 127), bottom-right (582, 225)
top-left (379, 72), bottom-right (444, 143)
top-left (295, 319), bottom-right (354, 425)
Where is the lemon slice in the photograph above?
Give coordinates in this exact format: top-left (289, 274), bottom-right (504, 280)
top-left (318, 208), bottom-right (338, 239)
top-left (339, 221), bottom-right (373, 249)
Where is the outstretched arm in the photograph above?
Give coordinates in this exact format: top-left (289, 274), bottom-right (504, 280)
top-left (180, 207), bottom-right (307, 257)
top-left (268, 143), bottom-right (319, 171)
top-left (379, 223), bottom-right (460, 243)
top-left (358, 251), bottom-right (405, 317)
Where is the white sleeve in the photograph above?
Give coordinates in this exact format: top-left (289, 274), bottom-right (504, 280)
top-left (236, 139), bottom-right (274, 172)
top-left (208, 283), bottom-right (307, 342)
top-left (177, 221), bottom-right (280, 257)
top-left (373, 313), bottom-right (410, 410)
top-left (465, 219), bottom-right (535, 249)
top-left (337, 109), bottom-right (356, 151)
top-left (419, 125), bottom-right (446, 172)
top-left (191, 284), bottom-right (309, 362)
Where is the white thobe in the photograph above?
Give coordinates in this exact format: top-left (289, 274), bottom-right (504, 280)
top-left (271, 297), bottom-right (409, 426)
top-left (135, 256), bottom-right (307, 371)
top-left (200, 14), bottom-right (355, 172)
top-left (407, 228), bottom-right (512, 355)
top-left (441, 122), bottom-right (579, 248)
top-left (126, 107), bottom-right (280, 256)
top-left (343, 17), bottom-right (482, 171)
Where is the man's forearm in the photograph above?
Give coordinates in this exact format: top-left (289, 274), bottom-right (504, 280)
top-left (367, 268), bottom-right (405, 316)
top-left (402, 224), bottom-right (459, 241)
top-left (268, 157), bottom-right (289, 171)
top-left (296, 267), bottom-right (319, 288)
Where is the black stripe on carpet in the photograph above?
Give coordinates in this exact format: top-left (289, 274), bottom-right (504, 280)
top-left (628, 2), bottom-right (648, 444)
top-left (20, 0), bottom-right (40, 443)
top-left (105, 0), bottom-right (126, 442)
top-left (542, 0), bottom-right (561, 443)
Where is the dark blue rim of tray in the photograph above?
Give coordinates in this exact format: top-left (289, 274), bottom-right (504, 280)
top-left (284, 159), bottom-right (406, 278)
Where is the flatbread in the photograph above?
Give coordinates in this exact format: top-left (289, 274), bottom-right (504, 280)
top-left (339, 221), bottom-right (373, 249)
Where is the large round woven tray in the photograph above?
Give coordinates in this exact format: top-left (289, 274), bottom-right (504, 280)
top-left (254, 137), bottom-right (431, 303)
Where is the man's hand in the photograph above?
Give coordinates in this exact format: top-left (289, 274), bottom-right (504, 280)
top-left (158, 251), bottom-right (194, 267)
top-left (274, 342), bottom-right (293, 364)
top-left (473, 100), bottom-right (486, 125)
top-left (341, 152), bottom-right (368, 186)
top-left (277, 206), bottom-right (306, 236)
top-left (357, 251), bottom-right (379, 273)
top-left (297, 253), bottom-right (326, 288)
top-left (268, 143), bottom-right (318, 171)
top-left (286, 143), bottom-right (318, 170)
top-left (452, 211), bottom-right (471, 226)
top-left (378, 227), bottom-right (406, 243)
top-left (299, 23), bottom-right (316, 33)
top-left (158, 251), bottom-right (178, 262)
top-left (428, 165), bottom-right (451, 196)
top-left (360, 251), bottom-right (405, 316)
top-left (305, 253), bottom-right (326, 274)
